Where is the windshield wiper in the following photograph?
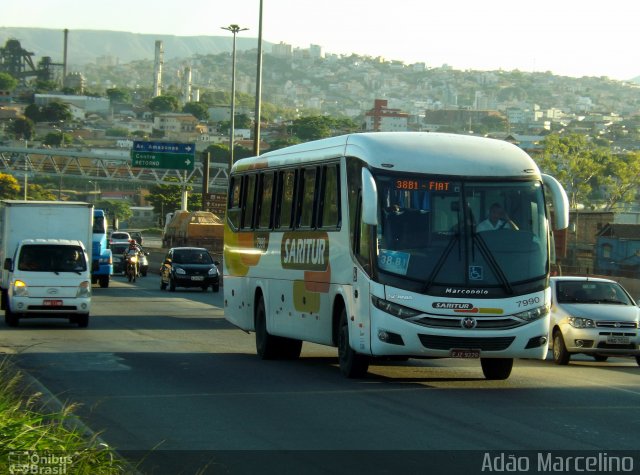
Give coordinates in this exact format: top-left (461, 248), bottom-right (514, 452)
top-left (473, 232), bottom-right (513, 295)
top-left (422, 233), bottom-right (460, 293)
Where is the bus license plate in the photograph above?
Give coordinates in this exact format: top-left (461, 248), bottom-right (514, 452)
top-left (450, 349), bottom-right (481, 358)
top-left (191, 276), bottom-right (204, 281)
top-left (606, 335), bottom-right (629, 345)
top-left (43, 300), bottom-right (63, 307)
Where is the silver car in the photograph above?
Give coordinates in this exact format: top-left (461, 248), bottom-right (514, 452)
top-left (549, 276), bottom-right (640, 365)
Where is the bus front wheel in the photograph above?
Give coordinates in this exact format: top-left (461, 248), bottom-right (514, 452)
top-left (338, 308), bottom-right (369, 378)
top-left (480, 358), bottom-right (513, 380)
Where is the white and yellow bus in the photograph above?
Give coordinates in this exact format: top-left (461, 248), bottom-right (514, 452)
top-left (223, 132), bottom-right (569, 380)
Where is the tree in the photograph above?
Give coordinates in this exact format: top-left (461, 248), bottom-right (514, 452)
top-left (27, 184), bottom-right (56, 201)
top-left (600, 151), bottom-right (640, 210)
top-left (148, 95), bottom-right (179, 113)
top-left (182, 102), bottom-right (209, 121)
top-left (289, 116), bottom-right (359, 141)
top-left (24, 103), bottom-right (42, 122)
top-left (0, 173), bottom-right (21, 199)
top-left (291, 116), bottom-right (333, 141)
top-left (146, 180), bottom-right (202, 217)
top-left (0, 72), bottom-right (18, 91)
top-left (536, 134), bottom-right (607, 208)
top-left (106, 87), bottom-right (131, 103)
top-left (8, 117), bottom-right (35, 140)
top-left (41, 102), bottom-right (72, 122)
top-left (43, 131), bottom-right (72, 147)
top-left (95, 200), bottom-right (133, 224)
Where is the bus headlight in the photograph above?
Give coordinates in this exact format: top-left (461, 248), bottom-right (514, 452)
top-left (372, 296), bottom-right (421, 319)
top-left (514, 304), bottom-right (549, 322)
top-left (13, 280), bottom-right (29, 297)
top-left (568, 316), bottom-right (595, 328)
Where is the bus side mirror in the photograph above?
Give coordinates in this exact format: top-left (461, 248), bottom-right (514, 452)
top-left (361, 168), bottom-right (378, 226)
top-left (542, 174), bottom-right (569, 230)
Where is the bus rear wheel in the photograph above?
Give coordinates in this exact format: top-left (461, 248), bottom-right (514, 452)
top-left (255, 297), bottom-right (279, 360)
top-left (338, 308), bottom-right (369, 378)
top-left (480, 358), bottom-right (513, 380)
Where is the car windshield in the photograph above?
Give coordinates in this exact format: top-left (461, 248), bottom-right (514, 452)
top-left (111, 233), bottom-right (129, 240)
top-left (556, 281), bottom-right (634, 305)
top-left (173, 250), bottom-right (212, 264)
top-left (373, 171), bottom-right (549, 296)
top-left (18, 245), bottom-right (87, 273)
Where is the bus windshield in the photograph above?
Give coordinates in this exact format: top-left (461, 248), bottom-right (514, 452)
top-left (374, 172), bottom-right (549, 296)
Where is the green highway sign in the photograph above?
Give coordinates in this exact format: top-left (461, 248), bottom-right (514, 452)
top-left (131, 141), bottom-right (196, 170)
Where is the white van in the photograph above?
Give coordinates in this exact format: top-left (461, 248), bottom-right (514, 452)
top-left (4, 239), bottom-right (92, 327)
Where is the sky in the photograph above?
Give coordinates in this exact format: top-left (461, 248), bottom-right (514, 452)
top-left (3, 0), bottom-right (640, 81)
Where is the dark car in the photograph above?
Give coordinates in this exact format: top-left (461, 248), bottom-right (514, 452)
top-left (160, 247), bottom-right (220, 292)
top-left (128, 231), bottom-right (143, 245)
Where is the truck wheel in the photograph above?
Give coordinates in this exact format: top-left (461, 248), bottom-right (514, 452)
top-left (5, 308), bottom-right (19, 327)
top-left (76, 314), bottom-right (89, 328)
top-left (99, 276), bottom-right (109, 288)
top-left (212, 283), bottom-right (220, 293)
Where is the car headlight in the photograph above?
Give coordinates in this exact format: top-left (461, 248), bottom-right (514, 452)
top-left (568, 316), bottom-right (595, 328)
top-left (77, 281), bottom-right (91, 298)
top-left (208, 267), bottom-right (218, 276)
top-left (13, 280), bottom-right (28, 297)
top-left (175, 267), bottom-right (186, 275)
top-left (514, 304), bottom-right (549, 322)
top-left (371, 296), bottom-right (421, 319)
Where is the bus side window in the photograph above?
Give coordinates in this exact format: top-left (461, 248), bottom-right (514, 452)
top-left (227, 175), bottom-right (242, 230)
top-left (256, 172), bottom-right (275, 230)
top-left (275, 169), bottom-right (296, 230)
top-left (242, 174), bottom-right (257, 230)
top-left (319, 164), bottom-right (341, 229)
top-left (297, 167), bottom-right (317, 229)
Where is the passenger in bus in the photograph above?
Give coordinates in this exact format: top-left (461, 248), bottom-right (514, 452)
top-left (476, 203), bottom-right (515, 232)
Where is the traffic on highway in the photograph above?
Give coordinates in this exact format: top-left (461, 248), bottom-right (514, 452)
top-left (1, 270), bottom-right (638, 474)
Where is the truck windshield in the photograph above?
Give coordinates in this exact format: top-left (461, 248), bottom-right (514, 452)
top-left (93, 215), bottom-right (106, 234)
top-left (18, 245), bottom-right (87, 273)
top-left (374, 172), bottom-right (549, 297)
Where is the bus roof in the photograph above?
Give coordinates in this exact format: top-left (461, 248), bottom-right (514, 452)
top-left (233, 132), bottom-right (541, 179)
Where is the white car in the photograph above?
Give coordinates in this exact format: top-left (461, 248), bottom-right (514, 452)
top-left (109, 231), bottom-right (131, 245)
top-left (549, 276), bottom-right (640, 365)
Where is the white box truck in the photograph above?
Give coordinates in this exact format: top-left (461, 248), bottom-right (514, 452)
top-left (0, 200), bottom-right (94, 327)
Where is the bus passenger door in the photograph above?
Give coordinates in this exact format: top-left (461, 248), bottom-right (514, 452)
top-left (350, 266), bottom-right (372, 355)
top-left (350, 196), bottom-right (374, 355)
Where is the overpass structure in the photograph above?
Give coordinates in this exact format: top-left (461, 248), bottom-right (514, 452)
top-left (0, 146), bottom-right (230, 192)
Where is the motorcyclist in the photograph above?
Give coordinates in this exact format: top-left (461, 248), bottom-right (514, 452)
top-left (124, 240), bottom-right (142, 277)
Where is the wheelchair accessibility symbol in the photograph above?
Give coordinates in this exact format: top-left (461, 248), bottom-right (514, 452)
top-left (469, 266), bottom-right (483, 280)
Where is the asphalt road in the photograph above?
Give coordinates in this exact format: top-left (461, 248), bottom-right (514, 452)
top-left (1, 275), bottom-right (639, 474)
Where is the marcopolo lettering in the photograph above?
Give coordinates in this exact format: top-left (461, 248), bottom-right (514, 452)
top-left (281, 232), bottom-right (329, 271)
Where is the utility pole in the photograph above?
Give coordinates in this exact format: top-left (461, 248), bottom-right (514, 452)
top-left (221, 24), bottom-right (248, 168)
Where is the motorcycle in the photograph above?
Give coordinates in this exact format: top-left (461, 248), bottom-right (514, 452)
top-left (125, 253), bottom-right (139, 282)
top-left (139, 251), bottom-right (149, 277)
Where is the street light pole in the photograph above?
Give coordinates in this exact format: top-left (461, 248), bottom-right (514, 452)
top-left (253, 0), bottom-right (264, 156)
top-left (221, 24), bottom-right (248, 169)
